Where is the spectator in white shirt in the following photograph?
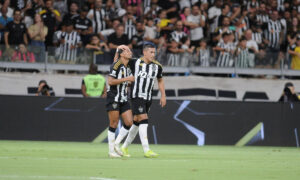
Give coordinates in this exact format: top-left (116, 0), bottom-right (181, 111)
top-left (186, 5), bottom-right (206, 47)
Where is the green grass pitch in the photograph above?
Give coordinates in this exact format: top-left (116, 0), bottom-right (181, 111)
top-left (0, 140), bottom-right (299, 180)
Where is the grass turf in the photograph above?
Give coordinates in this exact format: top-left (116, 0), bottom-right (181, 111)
top-left (0, 140), bottom-right (299, 180)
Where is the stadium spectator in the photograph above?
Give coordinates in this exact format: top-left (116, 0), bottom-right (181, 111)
top-left (107, 24), bottom-right (131, 51)
top-left (208, 0), bottom-right (222, 34)
top-left (288, 36), bottom-right (300, 70)
top-left (28, 13), bottom-right (48, 62)
top-left (278, 82), bottom-right (299, 102)
top-left (61, 1), bottom-right (79, 26)
top-left (262, 10), bottom-right (283, 68)
top-left (244, 29), bottom-right (258, 68)
top-left (256, 3), bottom-right (269, 26)
top-left (166, 38), bottom-right (184, 66)
top-left (86, 34), bottom-right (110, 64)
top-left (36, 80), bottom-right (55, 96)
top-left (213, 16), bottom-right (234, 43)
top-left (170, 20), bottom-right (186, 44)
top-left (144, 18), bottom-right (158, 44)
top-left (213, 32), bottom-right (234, 67)
top-left (53, 0), bottom-right (68, 18)
top-left (25, 0), bottom-right (44, 19)
top-left (0, 0), bottom-right (13, 18)
top-left (0, 7), bottom-right (13, 44)
top-left (186, 5), bottom-right (205, 47)
top-left (87, 0), bottom-right (108, 34)
top-left (180, 36), bottom-right (194, 67)
top-left (4, 9), bottom-right (28, 49)
top-left (73, 6), bottom-right (93, 46)
top-left (81, 63), bottom-right (107, 98)
top-left (196, 39), bottom-right (210, 67)
top-left (123, 5), bottom-right (137, 41)
top-left (131, 21), bottom-right (145, 56)
top-left (99, 19), bottom-right (120, 40)
top-left (53, 21), bottom-right (81, 63)
top-left (11, 43), bottom-right (35, 62)
top-left (179, 7), bottom-right (191, 34)
top-left (40, 0), bottom-right (62, 47)
top-left (235, 36), bottom-right (250, 68)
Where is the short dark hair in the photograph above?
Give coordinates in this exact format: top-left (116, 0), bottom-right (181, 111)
top-left (89, 63), bottom-right (98, 74)
top-left (143, 42), bottom-right (156, 50)
top-left (285, 82), bottom-right (294, 88)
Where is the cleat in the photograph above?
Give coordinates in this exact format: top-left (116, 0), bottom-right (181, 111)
top-left (121, 147), bottom-right (131, 157)
top-left (144, 150), bottom-right (159, 158)
top-left (108, 151), bottom-right (121, 158)
top-left (114, 144), bottom-right (123, 156)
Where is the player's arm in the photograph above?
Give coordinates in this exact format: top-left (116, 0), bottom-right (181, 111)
top-left (107, 76), bottom-right (134, 85)
top-left (158, 78), bottom-right (166, 107)
top-left (81, 80), bottom-right (89, 97)
top-left (101, 85), bottom-right (107, 98)
top-left (113, 45), bottom-right (130, 62)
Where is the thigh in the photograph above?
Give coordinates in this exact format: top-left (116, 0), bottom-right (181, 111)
top-left (121, 109), bottom-right (133, 126)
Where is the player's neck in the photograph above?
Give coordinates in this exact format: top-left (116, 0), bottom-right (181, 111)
top-left (120, 57), bottom-right (129, 66)
top-left (142, 57), bottom-right (151, 64)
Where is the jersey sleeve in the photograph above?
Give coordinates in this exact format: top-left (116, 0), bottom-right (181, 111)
top-left (157, 65), bottom-right (163, 79)
top-left (109, 61), bottom-right (121, 78)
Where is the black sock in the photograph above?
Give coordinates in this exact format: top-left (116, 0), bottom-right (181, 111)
top-left (109, 126), bottom-right (116, 132)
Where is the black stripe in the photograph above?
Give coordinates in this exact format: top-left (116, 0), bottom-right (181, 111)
top-left (142, 64), bottom-right (150, 94)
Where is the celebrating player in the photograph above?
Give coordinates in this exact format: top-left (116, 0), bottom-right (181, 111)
top-left (106, 46), bottom-right (134, 158)
top-left (121, 42), bottom-right (166, 158)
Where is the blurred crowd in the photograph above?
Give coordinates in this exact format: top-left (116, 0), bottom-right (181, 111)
top-left (1, 0), bottom-right (300, 69)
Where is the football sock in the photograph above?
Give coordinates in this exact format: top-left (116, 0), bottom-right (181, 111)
top-left (115, 124), bottom-right (130, 145)
top-left (139, 119), bottom-right (150, 153)
top-left (108, 127), bottom-right (116, 153)
top-left (122, 121), bottom-right (139, 148)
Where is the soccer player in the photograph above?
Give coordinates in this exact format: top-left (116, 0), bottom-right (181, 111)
top-left (120, 43), bottom-right (166, 158)
top-left (106, 46), bottom-right (134, 158)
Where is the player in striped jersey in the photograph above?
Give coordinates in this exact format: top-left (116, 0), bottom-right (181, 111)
top-left (121, 43), bottom-right (166, 158)
top-left (106, 46), bottom-right (135, 158)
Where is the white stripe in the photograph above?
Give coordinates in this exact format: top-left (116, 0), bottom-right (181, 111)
top-left (149, 64), bottom-right (159, 100)
top-left (132, 59), bottom-right (140, 98)
top-left (120, 67), bottom-right (126, 102)
top-left (114, 66), bottom-right (123, 102)
top-left (138, 62), bottom-right (147, 99)
top-left (144, 64), bottom-right (152, 100)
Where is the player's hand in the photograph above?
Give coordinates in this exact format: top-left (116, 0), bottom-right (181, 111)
top-left (160, 96), bottom-right (166, 108)
top-left (126, 76), bottom-right (135, 82)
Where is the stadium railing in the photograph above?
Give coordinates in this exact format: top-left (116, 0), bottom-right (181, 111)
top-left (1, 45), bottom-right (300, 77)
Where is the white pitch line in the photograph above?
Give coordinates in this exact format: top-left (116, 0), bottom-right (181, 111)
top-left (0, 175), bottom-right (117, 180)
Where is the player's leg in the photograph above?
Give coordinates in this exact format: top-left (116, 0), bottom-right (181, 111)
top-left (138, 100), bottom-right (158, 158)
top-left (122, 98), bottom-right (143, 152)
top-left (114, 103), bottom-right (133, 155)
top-left (107, 110), bottom-right (121, 157)
top-left (121, 115), bottom-right (140, 157)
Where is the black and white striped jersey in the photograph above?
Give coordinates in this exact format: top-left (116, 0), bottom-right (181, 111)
top-left (252, 31), bottom-right (263, 45)
top-left (277, 0), bottom-right (285, 12)
top-left (256, 14), bottom-right (269, 24)
top-left (107, 60), bottom-right (132, 103)
top-left (198, 49), bottom-right (210, 67)
top-left (124, 18), bottom-right (136, 41)
top-left (263, 20), bottom-right (283, 49)
top-left (87, 8), bottom-right (107, 33)
top-left (128, 58), bottom-right (163, 101)
top-left (170, 31), bottom-right (187, 43)
top-left (216, 41), bottom-right (235, 67)
top-left (54, 30), bottom-right (81, 62)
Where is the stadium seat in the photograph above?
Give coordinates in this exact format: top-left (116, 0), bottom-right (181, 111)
top-left (242, 91), bottom-right (269, 101)
top-left (218, 90), bottom-right (237, 99)
top-left (65, 88), bottom-right (82, 95)
top-left (178, 88), bottom-right (216, 97)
